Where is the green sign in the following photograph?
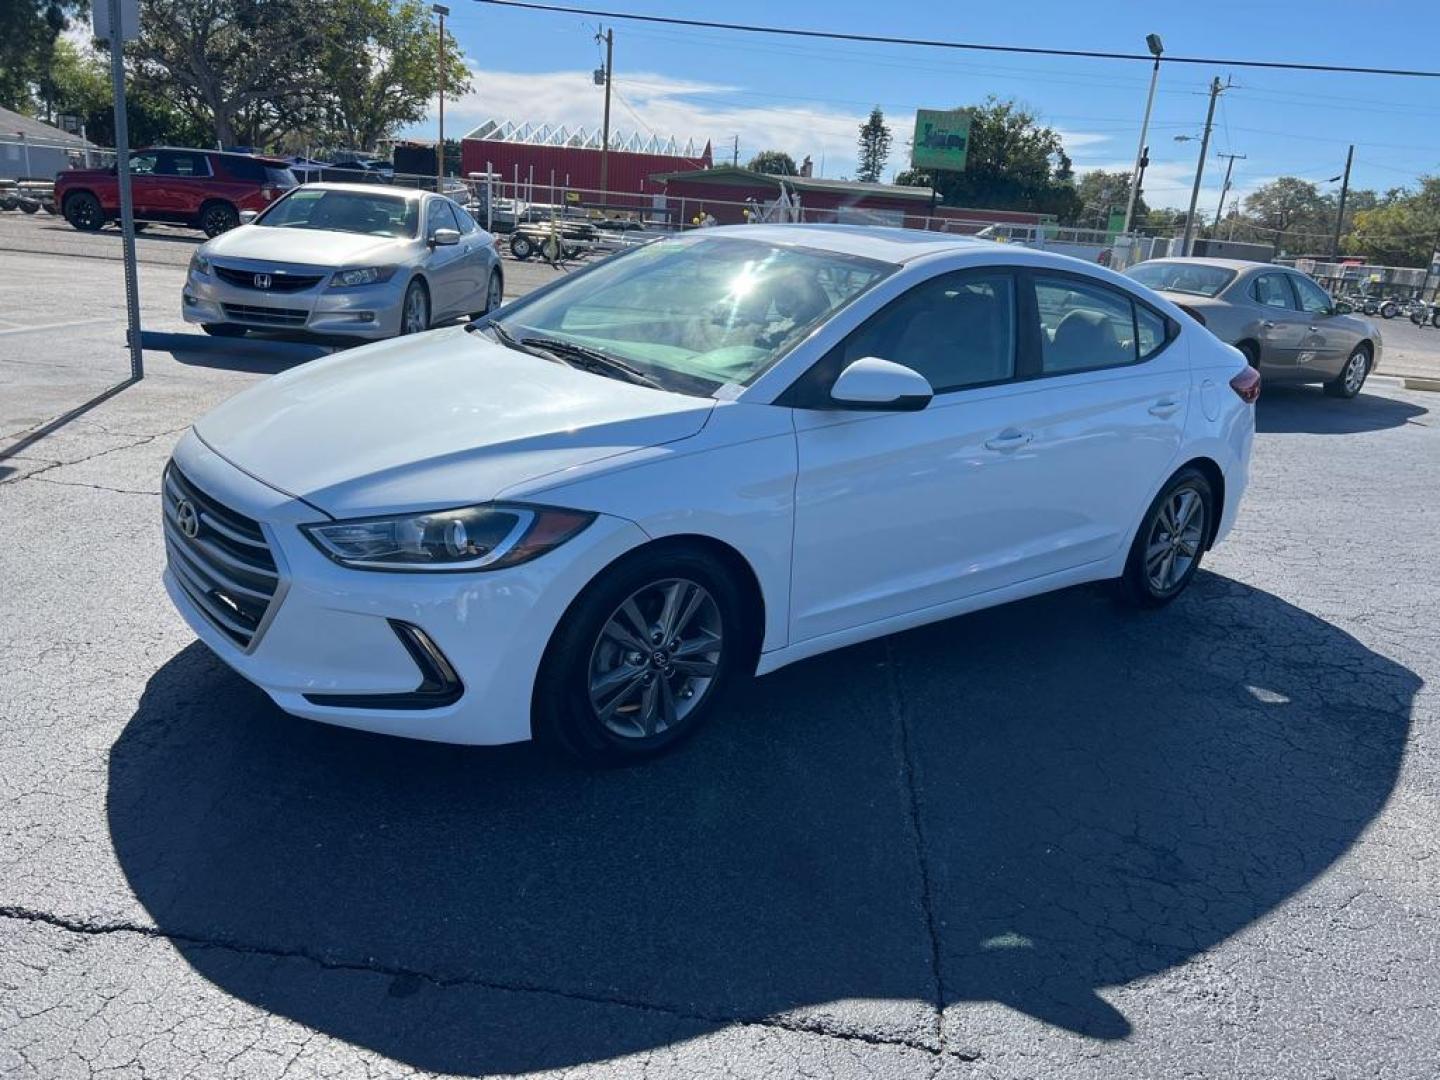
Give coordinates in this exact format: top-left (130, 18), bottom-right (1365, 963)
top-left (912, 109), bottom-right (972, 172)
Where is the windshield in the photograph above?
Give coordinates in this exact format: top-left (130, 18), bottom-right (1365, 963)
top-left (256, 188), bottom-right (418, 238)
top-left (1125, 261), bottom-right (1237, 298)
top-left (493, 236), bottom-right (894, 392)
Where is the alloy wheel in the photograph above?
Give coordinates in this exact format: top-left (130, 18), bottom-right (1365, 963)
top-left (587, 577), bottom-right (723, 739)
top-left (486, 271), bottom-right (502, 312)
top-left (1344, 351), bottom-right (1368, 395)
top-left (1144, 487), bottom-right (1206, 594)
top-left (401, 283), bottom-right (429, 334)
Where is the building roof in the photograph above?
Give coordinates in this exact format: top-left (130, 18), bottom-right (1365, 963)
top-left (649, 166), bottom-right (940, 203)
top-left (463, 118), bottom-right (708, 159)
top-left (0, 105), bottom-right (97, 149)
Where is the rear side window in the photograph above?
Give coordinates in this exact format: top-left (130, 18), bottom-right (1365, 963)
top-left (1034, 277), bottom-right (1138, 374)
top-left (830, 270), bottom-right (1017, 393)
top-left (1135, 305), bottom-right (1168, 360)
top-left (1251, 273), bottom-right (1296, 309)
top-left (222, 156), bottom-right (265, 184)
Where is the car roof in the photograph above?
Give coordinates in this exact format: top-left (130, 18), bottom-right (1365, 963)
top-left (293, 182), bottom-right (427, 199)
top-left (706, 223), bottom-right (1001, 264)
top-left (1139, 256), bottom-right (1276, 274)
top-left (138, 146), bottom-right (290, 166)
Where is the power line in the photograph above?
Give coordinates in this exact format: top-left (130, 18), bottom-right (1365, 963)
top-left (475, 0), bottom-right (1440, 78)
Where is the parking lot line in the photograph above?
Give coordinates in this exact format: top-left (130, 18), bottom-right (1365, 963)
top-left (0, 318), bottom-right (115, 337)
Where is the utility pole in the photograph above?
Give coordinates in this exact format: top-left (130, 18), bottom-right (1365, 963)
top-left (1212, 152), bottom-right (1246, 232)
top-left (1331, 144), bottom-right (1354, 259)
top-left (1122, 34), bottom-right (1164, 236)
top-left (433, 4), bottom-right (449, 192)
top-left (1181, 77), bottom-right (1224, 258)
top-left (732, 135), bottom-right (739, 167)
top-left (597, 26), bottom-right (613, 201)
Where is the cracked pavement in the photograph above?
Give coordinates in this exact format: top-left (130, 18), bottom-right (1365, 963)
top-left (2, 243), bottom-right (1438, 1078)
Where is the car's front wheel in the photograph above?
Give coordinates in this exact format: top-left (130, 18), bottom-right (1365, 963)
top-left (1325, 345), bottom-right (1370, 398)
top-left (399, 278), bottom-right (430, 335)
top-left (534, 545), bottom-right (751, 764)
top-left (1117, 468), bottom-right (1213, 608)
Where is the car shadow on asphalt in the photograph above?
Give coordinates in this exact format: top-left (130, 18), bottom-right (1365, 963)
top-left (107, 571), bottom-right (1419, 1074)
top-left (1256, 384), bottom-right (1428, 434)
top-left (144, 332), bottom-right (335, 375)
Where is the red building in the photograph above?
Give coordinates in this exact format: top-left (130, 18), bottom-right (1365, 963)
top-left (460, 120), bottom-right (711, 201)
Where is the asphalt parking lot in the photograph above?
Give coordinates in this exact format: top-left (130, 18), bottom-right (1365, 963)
top-left (2, 214), bottom-right (1439, 1079)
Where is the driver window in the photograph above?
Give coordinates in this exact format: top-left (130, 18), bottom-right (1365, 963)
top-left (128, 153), bottom-right (157, 175)
top-left (836, 271), bottom-right (1016, 393)
top-left (1291, 274), bottom-right (1334, 315)
top-left (425, 200), bottom-right (452, 236)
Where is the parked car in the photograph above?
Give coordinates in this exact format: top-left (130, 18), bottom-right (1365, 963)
top-left (162, 227), bottom-right (1255, 762)
top-left (1125, 257), bottom-right (1382, 399)
top-left (181, 183), bottom-right (503, 339)
top-left (56, 147), bottom-right (298, 237)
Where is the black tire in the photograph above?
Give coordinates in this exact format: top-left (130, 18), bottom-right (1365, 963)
top-left (1380, 301), bottom-right (1398, 319)
top-left (201, 323), bottom-right (247, 337)
top-left (18, 199), bottom-right (38, 215)
top-left (199, 201), bottom-right (239, 238)
top-left (64, 191), bottom-right (104, 232)
top-left (1411, 309), bottom-right (1427, 326)
top-left (399, 278), bottom-right (430, 335)
top-left (470, 269), bottom-right (503, 318)
top-left (1237, 340), bottom-right (1260, 369)
top-left (1432, 310), bottom-right (1440, 329)
top-left (509, 234), bottom-right (533, 260)
top-left (1116, 467), bottom-right (1214, 609)
top-left (533, 544), bottom-right (755, 765)
top-left (1324, 345), bottom-right (1370, 399)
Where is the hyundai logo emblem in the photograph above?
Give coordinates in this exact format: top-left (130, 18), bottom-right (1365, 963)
top-left (253, 273), bottom-right (272, 289)
top-left (175, 499), bottom-right (200, 539)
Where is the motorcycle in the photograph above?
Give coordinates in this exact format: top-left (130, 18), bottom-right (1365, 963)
top-left (1408, 300), bottom-right (1440, 328)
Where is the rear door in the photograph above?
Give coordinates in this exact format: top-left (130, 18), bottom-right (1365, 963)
top-left (1247, 271), bottom-right (1309, 378)
top-left (153, 150), bottom-right (212, 221)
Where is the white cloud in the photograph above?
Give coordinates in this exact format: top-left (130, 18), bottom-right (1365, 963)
top-left (418, 66), bottom-right (1113, 183)
top-left (1071, 155), bottom-right (1249, 214)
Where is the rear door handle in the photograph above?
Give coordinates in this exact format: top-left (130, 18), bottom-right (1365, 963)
top-left (983, 428), bottom-right (1034, 452)
top-left (1148, 398), bottom-right (1182, 418)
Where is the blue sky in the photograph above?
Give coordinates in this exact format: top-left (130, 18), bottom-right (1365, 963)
top-left (413, 0), bottom-right (1440, 212)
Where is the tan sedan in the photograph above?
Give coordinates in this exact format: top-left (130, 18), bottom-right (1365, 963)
top-left (1126, 258), bottom-right (1382, 399)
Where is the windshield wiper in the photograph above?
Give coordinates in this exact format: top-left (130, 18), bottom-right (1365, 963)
top-left (519, 336), bottom-right (664, 390)
top-left (473, 318), bottom-right (566, 361)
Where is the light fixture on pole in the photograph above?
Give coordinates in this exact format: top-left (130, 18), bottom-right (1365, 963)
top-left (432, 4), bottom-right (449, 193)
top-left (1120, 33), bottom-right (1163, 236)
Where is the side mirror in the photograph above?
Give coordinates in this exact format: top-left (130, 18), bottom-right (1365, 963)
top-left (1332, 301), bottom-right (1353, 315)
top-left (829, 357), bottom-right (934, 412)
top-left (429, 227), bottom-right (460, 247)
top-left (238, 209), bottom-right (258, 225)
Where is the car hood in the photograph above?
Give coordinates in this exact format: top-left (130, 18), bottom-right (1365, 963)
top-left (195, 326), bottom-right (716, 518)
top-left (203, 225), bottom-right (412, 268)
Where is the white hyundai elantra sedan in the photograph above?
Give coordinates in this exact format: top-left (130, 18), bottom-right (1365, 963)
top-left (162, 226), bottom-right (1257, 762)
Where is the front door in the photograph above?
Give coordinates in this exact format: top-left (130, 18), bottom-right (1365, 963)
top-left (421, 199), bottom-right (465, 319)
top-left (126, 151), bottom-right (162, 218)
top-left (1289, 271), bottom-right (1355, 378)
top-left (1248, 271), bottom-right (1310, 378)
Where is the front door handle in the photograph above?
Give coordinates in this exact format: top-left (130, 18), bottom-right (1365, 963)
top-left (1261, 320), bottom-right (1277, 330)
top-left (1148, 398), bottom-right (1182, 418)
top-left (984, 428), bottom-right (1034, 452)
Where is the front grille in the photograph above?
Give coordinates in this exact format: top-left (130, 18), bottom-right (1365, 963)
top-left (221, 303), bottom-right (308, 326)
top-left (163, 464), bottom-right (280, 649)
top-left (214, 265), bottom-right (324, 293)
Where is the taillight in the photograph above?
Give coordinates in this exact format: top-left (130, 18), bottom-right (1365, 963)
top-left (1230, 365), bottom-right (1261, 404)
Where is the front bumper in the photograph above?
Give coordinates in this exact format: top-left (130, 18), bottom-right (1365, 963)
top-left (181, 265), bottom-right (407, 339)
top-left (163, 430), bottom-right (647, 744)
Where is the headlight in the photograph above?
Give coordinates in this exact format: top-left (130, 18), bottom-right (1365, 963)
top-left (329, 266), bottom-right (399, 288)
top-left (189, 252), bottom-right (211, 275)
top-left (301, 503), bottom-right (595, 571)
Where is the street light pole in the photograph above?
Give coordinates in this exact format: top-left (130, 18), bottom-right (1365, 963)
top-left (1331, 144), bottom-right (1354, 259)
top-left (433, 4), bottom-right (449, 192)
top-left (1181, 77), bottom-right (1223, 257)
top-left (1121, 34), bottom-right (1163, 237)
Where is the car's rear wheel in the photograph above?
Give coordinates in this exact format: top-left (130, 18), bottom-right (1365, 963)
top-left (200, 324), bottom-right (247, 338)
top-left (64, 192), bottom-right (104, 232)
top-left (1324, 345), bottom-right (1370, 398)
top-left (199, 201), bottom-right (239, 238)
top-left (534, 546), bottom-right (750, 764)
top-left (1117, 468), bottom-right (1213, 609)
top-left (400, 278), bottom-right (430, 335)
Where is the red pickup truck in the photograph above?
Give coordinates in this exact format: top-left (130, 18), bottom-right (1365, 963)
top-left (55, 147), bottom-right (298, 238)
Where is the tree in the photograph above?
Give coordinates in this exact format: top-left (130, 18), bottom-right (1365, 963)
top-left (123, 0), bottom-right (330, 148)
top-left (914, 97), bottom-right (1079, 219)
top-left (316, 0), bottom-right (472, 151)
top-left (746, 150), bottom-right (797, 176)
top-left (1241, 177), bottom-right (1331, 254)
top-left (1346, 178), bottom-right (1440, 267)
top-left (894, 168), bottom-right (930, 188)
top-left (0, 0), bottom-right (83, 114)
top-left (1067, 169), bottom-right (1147, 228)
top-left (855, 106), bottom-right (892, 183)
top-left (45, 37), bottom-right (212, 148)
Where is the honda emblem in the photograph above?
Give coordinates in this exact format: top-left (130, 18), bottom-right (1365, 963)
top-left (253, 273), bottom-right (272, 289)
